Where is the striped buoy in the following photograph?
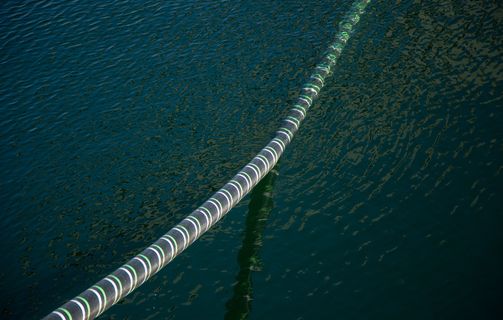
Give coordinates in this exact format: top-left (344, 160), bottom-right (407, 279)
top-left (44, 1), bottom-right (371, 319)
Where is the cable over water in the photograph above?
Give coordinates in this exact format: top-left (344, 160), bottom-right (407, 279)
top-left (44, 1), bottom-right (371, 319)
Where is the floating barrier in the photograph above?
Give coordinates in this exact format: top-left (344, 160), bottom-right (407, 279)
top-left (44, 1), bottom-right (371, 319)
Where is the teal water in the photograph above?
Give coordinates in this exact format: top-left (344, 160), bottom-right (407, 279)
top-left (1, 0), bottom-right (502, 319)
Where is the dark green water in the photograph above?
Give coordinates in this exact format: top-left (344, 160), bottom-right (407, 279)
top-left (1, 0), bottom-right (502, 319)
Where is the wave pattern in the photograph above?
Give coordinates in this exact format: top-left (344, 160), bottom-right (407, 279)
top-left (0, 0), bottom-right (501, 319)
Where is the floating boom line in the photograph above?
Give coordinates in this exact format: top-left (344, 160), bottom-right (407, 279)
top-left (44, 1), bottom-right (371, 319)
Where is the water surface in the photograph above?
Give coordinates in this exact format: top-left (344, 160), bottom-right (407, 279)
top-left (1, 0), bottom-right (502, 319)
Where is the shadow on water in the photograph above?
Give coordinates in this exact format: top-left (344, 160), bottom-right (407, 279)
top-left (224, 166), bottom-right (278, 320)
